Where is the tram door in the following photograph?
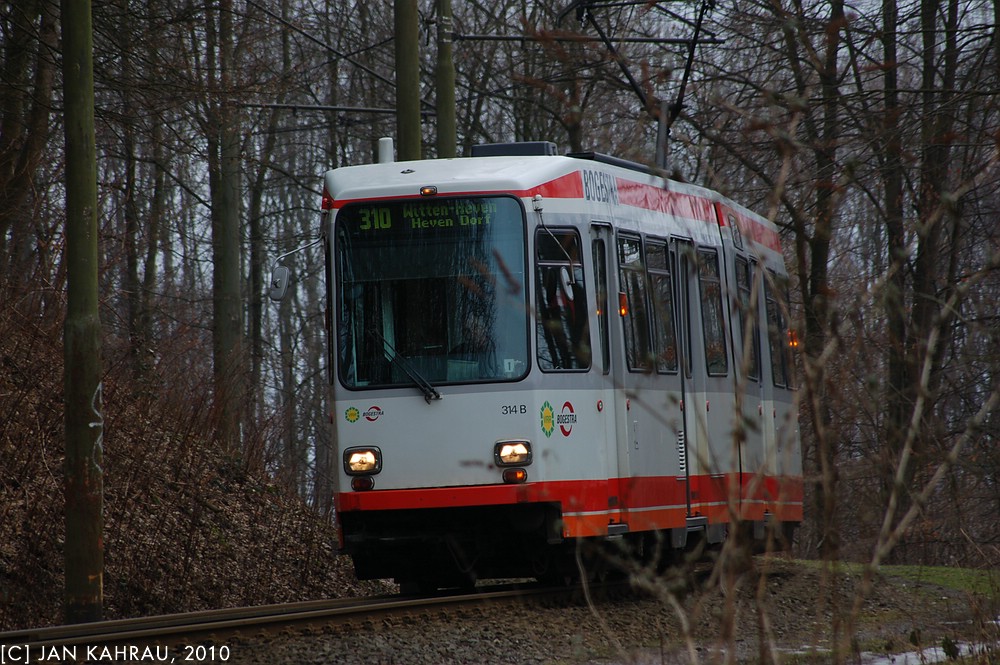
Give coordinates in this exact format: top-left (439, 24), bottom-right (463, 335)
top-left (677, 238), bottom-right (744, 526)
top-left (606, 228), bottom-right (689, 533)
top-left (731, 252), bottom-right (766, 510)
top-left (590, 224), bottom-right (626, 528)
top-left (673, 240), bottom-right (698, 514)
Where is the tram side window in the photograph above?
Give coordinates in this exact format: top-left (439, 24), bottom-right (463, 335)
top-left (735, 257), bottom-right (761, 381)
top-left (647, 241), bottom-right (678, 373)
top-left (618, 235), bottom-right (651, 371)
top-left (592, 238), bottom-right (611, 374)
top-left (325, 234), bottom-right (335, 384)
top-left (697, 249), bottom-right (729, 376)
top-left (536, 229), bottom-right (591, 370)
top-left (764, 274), bottom-right (794, 388)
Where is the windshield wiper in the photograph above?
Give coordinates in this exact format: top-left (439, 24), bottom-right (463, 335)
top-left (369, 328), bottom-right (442, 403)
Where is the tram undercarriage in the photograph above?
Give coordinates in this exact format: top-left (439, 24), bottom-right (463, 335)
top-left (339, 501), bottom-right (793, 590)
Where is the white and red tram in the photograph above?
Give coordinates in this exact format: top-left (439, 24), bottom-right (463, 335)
top-left (318, 141), bottom-right (802, 588)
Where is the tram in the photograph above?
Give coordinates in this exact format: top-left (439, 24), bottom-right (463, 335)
top-left (279, 139), bottom-right (802, 588)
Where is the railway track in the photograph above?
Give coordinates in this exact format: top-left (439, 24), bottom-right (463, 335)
top-left (0, 582), bottom-right (627, 662)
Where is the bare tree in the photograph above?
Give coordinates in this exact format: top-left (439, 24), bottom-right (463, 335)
top-left (0, 0), bottom-right (58, 291)
top-left (681, 0), bottom-right (1000, 562)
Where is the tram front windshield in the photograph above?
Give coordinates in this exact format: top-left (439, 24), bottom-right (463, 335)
top-left (336, 196), bottom-right (529, 388)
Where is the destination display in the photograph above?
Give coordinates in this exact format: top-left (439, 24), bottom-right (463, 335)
top-left (345, 197), bottom-right (505, 234)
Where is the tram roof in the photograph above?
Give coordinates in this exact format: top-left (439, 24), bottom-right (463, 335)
top-left (321, 151), bottom-right (733, 210)
top-left (322, 150), bottom-right (783, 257)
top-left (324, 153), bottom-right (604, 202)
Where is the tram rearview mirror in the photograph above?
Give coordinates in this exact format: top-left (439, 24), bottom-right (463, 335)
top-left (269, 265), bottom-right (291, 301)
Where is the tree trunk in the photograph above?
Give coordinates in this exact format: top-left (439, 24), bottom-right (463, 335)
top-left (279, 276), bottom-right (298, 492)
top-left (881, 0), bottom-right (908, 512)
top-left (809, 0), bottom-right (844, 562)
top-left (0, 0), bottom-right (57, 288)
top-left (140, 123), bottom-right (165, 378)
top-left (246, 0), bottom-right (292, 471)
top-left (121, 17), bottom-right (144, 380)
top-left (776, 0), bottom-right (844, 560)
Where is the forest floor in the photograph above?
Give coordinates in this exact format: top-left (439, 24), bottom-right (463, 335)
top-left (0, 307), bottom-right (393, 632)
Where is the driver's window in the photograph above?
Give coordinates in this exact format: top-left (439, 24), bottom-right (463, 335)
top-left (535, 229), bottom-right (591, 371)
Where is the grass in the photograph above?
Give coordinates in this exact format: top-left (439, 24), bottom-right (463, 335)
top-left (875, 565), bottom-right (999, 597)
top-left (794, 559), bottom-right (999, 598)
top-left (791, 558), bottom-right (999, 665)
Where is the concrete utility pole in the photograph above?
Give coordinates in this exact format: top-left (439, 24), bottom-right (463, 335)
top-left (62, 0), bottom-right (104, 624)
top-left (394, 0), bottom-right (421, 160)
top-left (210, 0), bottom-right (246, 454)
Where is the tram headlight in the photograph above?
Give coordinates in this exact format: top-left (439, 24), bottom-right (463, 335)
top-left (344, 446), bottom-right (382, 475)
top-left (494, 440), bottom-right (532, 466)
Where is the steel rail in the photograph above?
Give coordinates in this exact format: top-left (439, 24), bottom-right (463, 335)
top-left (0, 583), bottom-right (626, 651)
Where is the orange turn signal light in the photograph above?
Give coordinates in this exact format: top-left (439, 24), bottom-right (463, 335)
top-left (502, 468), bottom-right (527, 484)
